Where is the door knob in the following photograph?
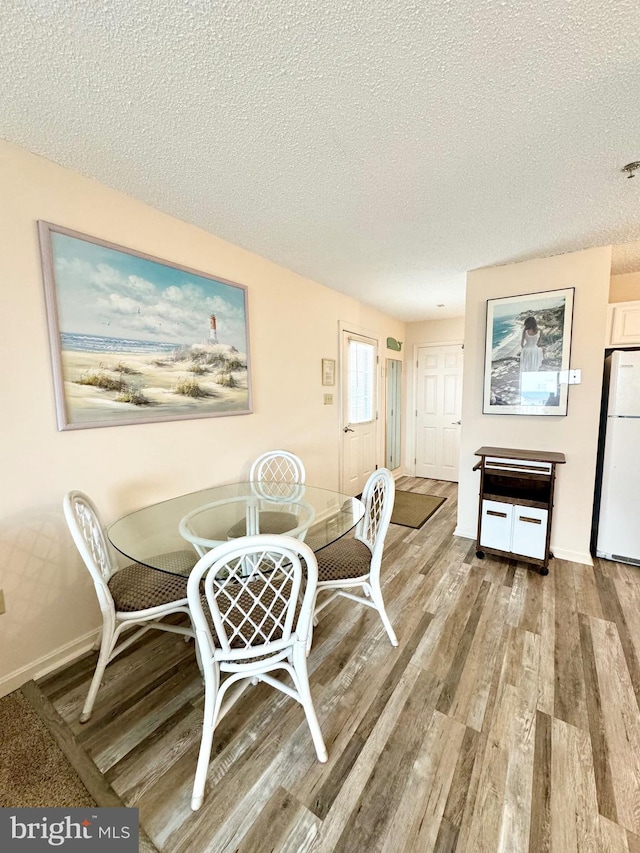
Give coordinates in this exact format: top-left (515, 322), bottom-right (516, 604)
top-left (452, 420), bottom-right (461, 425)
top-left (343, 426), bottom-right (354, 433)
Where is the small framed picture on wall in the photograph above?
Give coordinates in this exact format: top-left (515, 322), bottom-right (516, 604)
top-left (322, 358), bottom-right (336, 386)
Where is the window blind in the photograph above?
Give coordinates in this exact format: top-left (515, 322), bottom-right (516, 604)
top-left (348, 339), bottom-right (374, 423)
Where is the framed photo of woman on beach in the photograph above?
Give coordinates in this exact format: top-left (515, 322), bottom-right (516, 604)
top-left (482, 287), bottom-right (574, 416)
top-left (38, 221), bottom-right (252, 430)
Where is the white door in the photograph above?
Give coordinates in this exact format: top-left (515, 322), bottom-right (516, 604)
top-left (415, 343), bottom-right (463, 481)
top-left (341, 331), bottom-right (379, 495)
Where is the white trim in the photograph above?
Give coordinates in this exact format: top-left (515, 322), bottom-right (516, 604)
top-left (411, 340), bottom-right (464, 478)
top-left (550, 547), bottom-right (593, 566)
top-left (0, 627), bottom-right (100, 698)
top-left (454, 526), bottom-right (476, 539)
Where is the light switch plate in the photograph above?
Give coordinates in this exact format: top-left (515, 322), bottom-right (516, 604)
top-left (559, 369), bottom-right (582, 385)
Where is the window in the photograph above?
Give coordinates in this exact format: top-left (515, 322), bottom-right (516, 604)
top-left (348, 339), bottom-right (375, 423)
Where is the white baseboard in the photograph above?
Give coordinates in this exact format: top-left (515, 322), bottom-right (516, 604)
top-left (549, 547), bottom-right (593, 566)
top-left (0, 628), bottom-right (100, 699)
top-left (454, 526), bottom-right (476, 540)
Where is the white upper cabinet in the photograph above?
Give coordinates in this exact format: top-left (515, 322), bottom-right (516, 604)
top-left (607, 301), bottom-right (640, 347)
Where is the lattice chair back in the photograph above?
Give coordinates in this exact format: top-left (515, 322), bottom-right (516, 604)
top-left (63, 491), bottom-right (117, 614)
top-left (188, 534), bottom-right (316, 662)
top-left (356, 467), bottom-right (396, 577)
top-left (250, 450), bottom-right (306, 498)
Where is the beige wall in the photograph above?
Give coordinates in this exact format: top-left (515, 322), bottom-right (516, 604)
top-left (405, 316), bottom-right (465, 347)
top-left (0, 141), bottom-right (405, 694)
top-left (456, 247), bottom-right (612, 564)
top-left (610, 271), bottom-right (640, 303)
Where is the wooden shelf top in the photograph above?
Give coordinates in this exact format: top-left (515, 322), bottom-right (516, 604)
top-left (474, 446), bottom-right (566, 464)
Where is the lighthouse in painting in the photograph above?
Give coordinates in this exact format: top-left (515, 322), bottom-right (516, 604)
top-left (209, 314), bottom-right (218, 344)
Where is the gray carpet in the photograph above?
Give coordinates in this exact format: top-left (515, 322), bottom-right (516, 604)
top-left (0, 689), bottom-right (96, 808)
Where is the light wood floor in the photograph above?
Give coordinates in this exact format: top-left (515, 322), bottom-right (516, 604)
top-left (29, 476), bottom-right (640, 852)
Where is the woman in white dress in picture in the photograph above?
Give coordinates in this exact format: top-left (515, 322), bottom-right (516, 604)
top-left (520, 315), bottom-right (543, 372)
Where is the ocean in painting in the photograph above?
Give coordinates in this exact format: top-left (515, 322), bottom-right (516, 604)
top-left (491, 315), bottom-right (514, 350)
top-left (520, 391), bottom-right (551, 405)
top-left (61, 332), bottom-right (181, 354)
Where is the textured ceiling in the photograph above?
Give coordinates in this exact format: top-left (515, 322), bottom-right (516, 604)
top-left (1, 0), bottom-right (639, 321)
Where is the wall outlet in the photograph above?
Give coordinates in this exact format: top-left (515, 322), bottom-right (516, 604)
top-left (0, 589), bottom-right (5, 615)
top-left (323, 394), bottom-right (333, 405)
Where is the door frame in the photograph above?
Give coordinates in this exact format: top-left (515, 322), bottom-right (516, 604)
top-left (410, 338), bottom-right (464, 477)
top-left (338, 321), bottom-right (385, 493)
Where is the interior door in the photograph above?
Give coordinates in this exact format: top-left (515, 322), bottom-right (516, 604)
top-left (341, 331), bottom-right (379, 495)
top-left (415, 343), bottom-right (463, 481)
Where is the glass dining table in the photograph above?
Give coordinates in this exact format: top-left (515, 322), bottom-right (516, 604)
top-left (108, 482), bottom-right (365, 576)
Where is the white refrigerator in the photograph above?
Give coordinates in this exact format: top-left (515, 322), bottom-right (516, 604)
top-left (596, 350), bottom-right (640, 564)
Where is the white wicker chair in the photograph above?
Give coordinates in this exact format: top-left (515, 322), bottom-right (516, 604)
top-left (226, 450), bottom-right (309, 539)
top-left (311, 468), bottom-right (398, 648)
top-left (63, 491), bottom-right (197, 723)
top-left (187, 534), bottom-right (327, 811)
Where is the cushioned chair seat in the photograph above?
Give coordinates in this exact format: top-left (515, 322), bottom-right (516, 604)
top-left (108, 550), bottom-right (196, 612)
top-left (315, 537), bottom-right (372, 583)
top-left (226, 510), bottom-right (300, 538)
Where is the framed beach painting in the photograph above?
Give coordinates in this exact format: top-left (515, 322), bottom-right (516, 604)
top-left (483, 287), bottom-right (574, 416)
top-left (38, 222), bottom-right (252, 430)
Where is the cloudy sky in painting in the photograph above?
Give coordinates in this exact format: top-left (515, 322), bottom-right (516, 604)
top-left (491, 293), bottom-right (566, 320)
top-left (50, 232), bottom-right (248, 351)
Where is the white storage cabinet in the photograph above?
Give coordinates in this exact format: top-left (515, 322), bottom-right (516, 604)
top-left (607, 301), bottom-right (640, 348)
top-left (473, 447), bottom-right (566, 575)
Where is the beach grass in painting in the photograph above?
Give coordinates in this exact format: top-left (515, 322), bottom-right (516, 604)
top-left (38, 223), bottom-right (252, 429)
top-left (483, 288), bottom-right (574, 416)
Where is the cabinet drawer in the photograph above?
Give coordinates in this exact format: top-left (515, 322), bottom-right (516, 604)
top-left (484, 457), bottom-right (552, 477)
top-left (480, 500), bottom-right (513, 551)
top-left (512, 506), bottom-right (548, 560)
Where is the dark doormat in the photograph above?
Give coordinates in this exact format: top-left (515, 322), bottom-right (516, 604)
top-left (391, 491), bottom-right (446, 529)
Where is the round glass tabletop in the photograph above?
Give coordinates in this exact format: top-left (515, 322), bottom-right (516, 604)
top-left (108, 482), bottom-right (364, 576)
